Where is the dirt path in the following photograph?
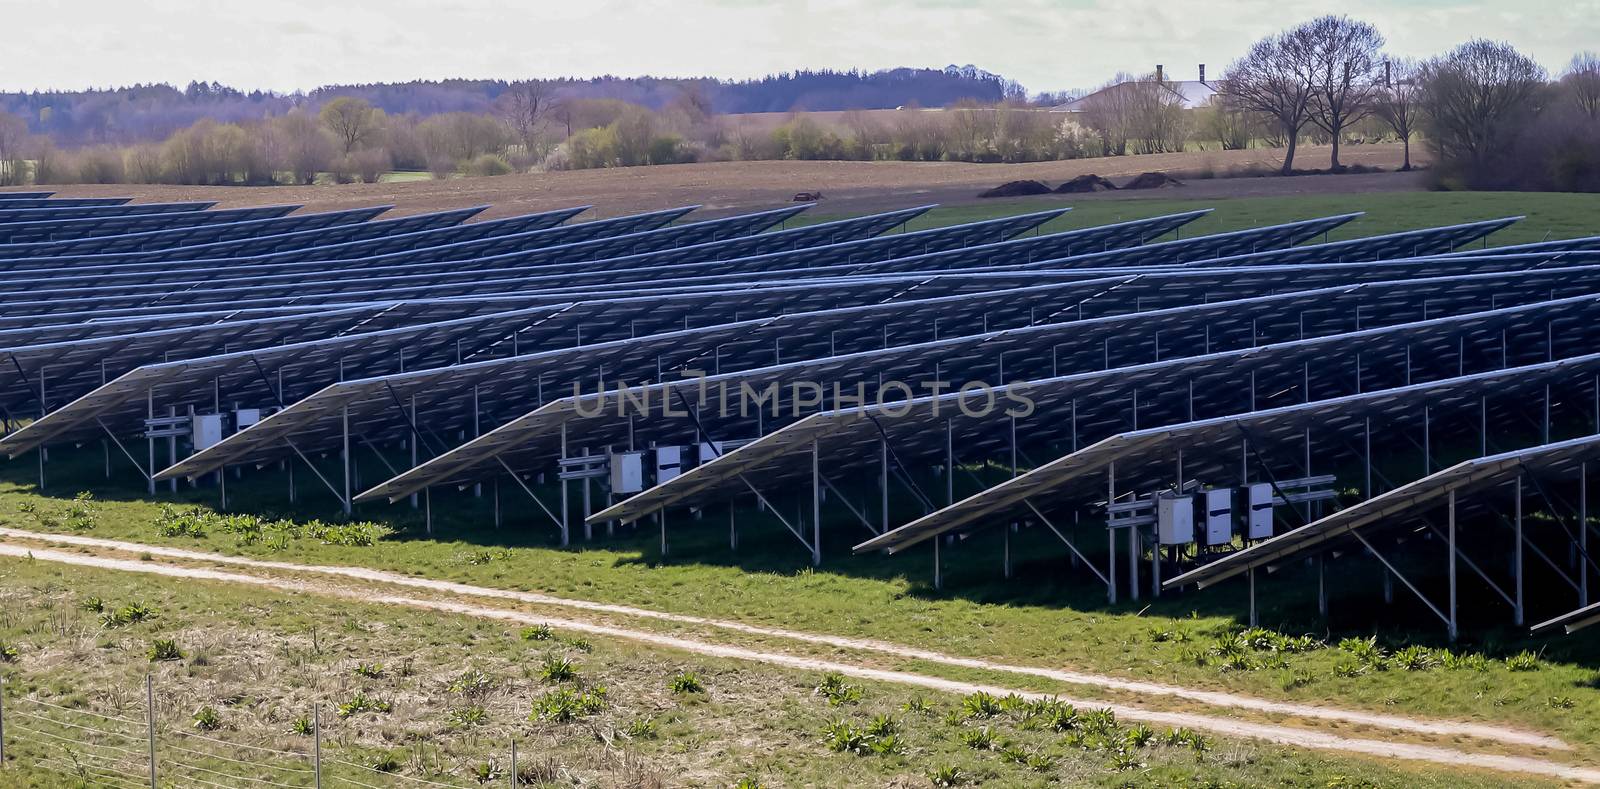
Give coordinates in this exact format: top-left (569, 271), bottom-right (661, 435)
top-left (0, 539), bottom-right (1593, 785)
top-left (0, 531), bottom-right (1577, 751)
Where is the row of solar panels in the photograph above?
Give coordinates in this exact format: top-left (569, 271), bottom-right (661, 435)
top-left (5, 192), bottom-right (1598, 635)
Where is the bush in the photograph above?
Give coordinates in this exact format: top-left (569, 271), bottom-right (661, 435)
top-left (668, 671), bottom-right (704, 694)
top-left (192, 706), bottom-right (221, 731)
top-left (464, 153), bottom-right (513, 177)
top-left (148, 639), bottom-right (184, 662)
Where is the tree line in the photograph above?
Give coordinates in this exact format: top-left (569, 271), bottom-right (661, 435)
top-left (2, 19), bottom-right (1597, 190)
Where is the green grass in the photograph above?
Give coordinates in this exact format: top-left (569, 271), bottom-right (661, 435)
top-left (0, 555), bottom-right (1544, 788)
top-left (4, 450), bottom-right (1600, 766)
top-left (805, 190), bottom-right (1600, 249)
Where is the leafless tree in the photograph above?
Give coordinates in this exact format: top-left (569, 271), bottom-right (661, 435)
top-left (275, 111), bottom-right (336, 185)
top-left (0, 110), bottom-right (28, 185)
top-left (1562, 51), bottom-right (1600, 120)
top-left (1303, 15), bottom-right (1386, 169)
top-left (1375, 58), bottom-right (1423, 171)
top-left (1125, 73), bottom-right (1191, 154)
top-left (1080, 73), bottom-right (1138, 156)
top-left (1419, 39), bottom-right (1546, 172)
top-left (496, 80), bottom-right (561, 156)
top-left (319, 97), bottom-right (384, 155)
top-left (1223, 28), bottom-right (1317, 174)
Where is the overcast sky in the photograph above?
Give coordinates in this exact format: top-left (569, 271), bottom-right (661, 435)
top-left (9, 0), bottom-right (1597, 95)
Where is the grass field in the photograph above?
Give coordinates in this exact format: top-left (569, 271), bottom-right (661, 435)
top-left (0, 556), bottom-right (1558, 788)
top-left (811, 190), bottom-right (1600, 249)
top-left (3, 189), bottom-right (1600, 784)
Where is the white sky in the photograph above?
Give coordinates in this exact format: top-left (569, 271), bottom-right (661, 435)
top-left (7, 0), bottom-right (1597, 95)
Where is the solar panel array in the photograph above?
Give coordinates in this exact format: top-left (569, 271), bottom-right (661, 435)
top-left (4, 190), bottom-right (1599, 638)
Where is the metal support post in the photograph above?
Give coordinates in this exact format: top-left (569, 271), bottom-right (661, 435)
top-left (340, 405), bottom-right (352, 515)
top-left (1584, 462), bottom-right (1591, 608)
top-left (1248, 567), bottom-right (1258, 627)
top-left (313, 705), bottom-right (322, 789)
top-left (146, 675), bottom-right (157, 789)
top-left (1107, 461), bottom-right (1118, 605)
top-left (559, 424), bottom-right (570, 546)
top-left (1514, 478), bottom-right (1524, 626)
top-left (1450, 490), bottom-right (1460, 640)
top-left (811, 439), bottom-right (822, 566)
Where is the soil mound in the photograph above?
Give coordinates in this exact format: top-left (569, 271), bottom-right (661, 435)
top-left (978, 179), bottom-right (1052, 198)
top-left (1054, 174), bottom-right (1119, 193)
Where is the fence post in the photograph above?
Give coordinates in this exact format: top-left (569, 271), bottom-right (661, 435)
top-left (508, 738), bottom-right (516, 788)
top-left (313, 705), bottom-right (322, 789)
top-left (145, 674), bottom-right (157, 789)
top-left (1, 671), bottom-right (7, 768)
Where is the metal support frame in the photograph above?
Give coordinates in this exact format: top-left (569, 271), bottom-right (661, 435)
top-left (1355, 529), bottom-right (1455, 640)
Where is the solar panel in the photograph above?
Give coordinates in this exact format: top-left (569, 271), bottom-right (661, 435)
top-left (0, 205), bottom-right (383, 258)
top-left (5, 206), bottom-right (1041, 304)
top-left (0, 201), bottom-right (218, 225)
top-left (143, 257), bottom-right (1600, 485)
top-left (0, 205), bottom-right (307, 246)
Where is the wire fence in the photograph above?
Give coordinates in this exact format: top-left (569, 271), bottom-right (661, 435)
top-left (0, 675), bottom-right (533, 788)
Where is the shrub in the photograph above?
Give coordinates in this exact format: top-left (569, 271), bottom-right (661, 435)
top-left (539, 654), bottom-right (577, 684)
top-left (148, 639), bottom-right (184, 662)
top-left (1390, 645), bottom-right (1441, 672)
top-left (624, 717), bottom-right (658, 739)
top-left (352, 662), bottom-right (384, 678)
top-left (520, 624), bottom-right (554, 641)
top-left (288, 716), bottom-right (313, 736)
top-left (530, 687), bottom-right (606, 722)
top-left (821, 720), bottom-right (869, 754)
top-left (928, 765), bottom-right (964, 787)
top-left (336, 691), bottom-right (392, 717)
top-left (448, 705), bottom-right (490, 727)
top-left (814, 673), bottom-right (861, 706)
top-left (960, 691), bottom-right (1003, 719)
top-left (0, 642), bottom-right (18, 662)
top-left (191, 706), bottom-right (221, 731)
top-left (1505, 650), bottom-right (1542, 672)
top-left (464, 153), bottom-right (513, 177)
top-left (959, 726), bottom-right (995, 751)
top-left (668, 671), bottom-right (704, 695)
top-left (865, 714), bottom-right (897, 738)
top-left (79, 596), bottom-right (104, 613)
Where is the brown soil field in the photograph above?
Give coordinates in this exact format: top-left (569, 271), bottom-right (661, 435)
top-left (9, 142), bottom-right (1425, 221)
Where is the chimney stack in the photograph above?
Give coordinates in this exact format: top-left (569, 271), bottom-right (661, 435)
top-left (1156, 64), bottom-right (1165, 82)
top-left (1199, 64), bottom-right (1206, 84)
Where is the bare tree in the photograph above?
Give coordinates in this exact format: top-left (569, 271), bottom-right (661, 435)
top-left (1125, 72), bottom-right (1191, 154)
top-left (1303, 15), bottom-right (1386, 169)
top-left (0, 110), bottom-right (28, 185)
top-left (1079, 73), bottom-right (1137, 156)
top-left (1562, 51), bottom-right (1600, 120)
top-left (1419, 39), bottom-right (1546, 173)
top-left (319, 97), bottom-right (383, 155)
top-left (1223, 28), bottom-right (1318, 174)
top-left (496, 80), bottom-right (560, 156)
top-left (275, 111), bottom-right (336, 185)
top-left (1374, 58), bottom-right (1422, 171)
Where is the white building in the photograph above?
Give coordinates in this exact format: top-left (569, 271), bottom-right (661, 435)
top-left (1051, 65), bottom-right (1219, 113)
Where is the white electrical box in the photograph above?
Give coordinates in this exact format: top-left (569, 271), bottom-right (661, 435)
top-left (697, 441), bottom-right (724, 464)
top-left (1157, 494), bottom-right (1194, 545)
top-left (610, 451), bottom-right (645, 494)
top-left (1205, 488), bottom-right (1234, 545)
top-left (1247, 483), bottom-right (1274, 540)
top-left (235, 408), bottom-right (261, 429)
top-left (192, 413), bottom-right (225, 450)
top-left (655, 446), bottom-right (683, 484)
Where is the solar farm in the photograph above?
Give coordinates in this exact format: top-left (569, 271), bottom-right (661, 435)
top-left (4, 187), bottom-right (1600, 651)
